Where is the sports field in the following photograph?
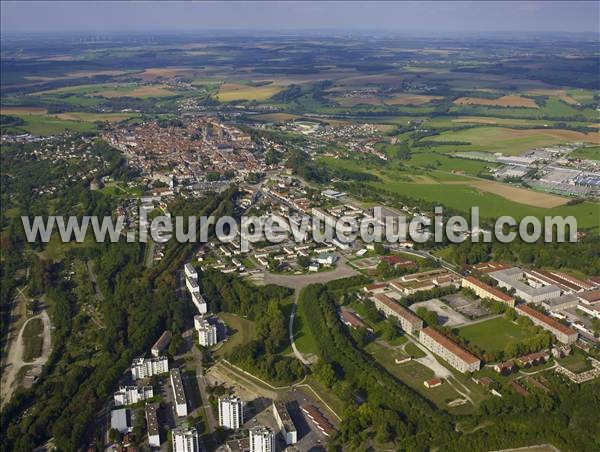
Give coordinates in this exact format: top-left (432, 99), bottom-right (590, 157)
top-left (457, 317), bottom-right (531, 354)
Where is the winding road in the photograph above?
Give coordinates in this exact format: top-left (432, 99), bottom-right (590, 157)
top-left (263, 256), bottom-right (359, 365)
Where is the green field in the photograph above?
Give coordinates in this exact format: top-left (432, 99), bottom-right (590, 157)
top-left (429, 126), bottom-right (597, 155)
top-left (318, 155), bottom-right (599, 228)
top-left (3, 114), bottom-right (98, 135)
top-left (570, 146), bottom-right (600, 161)
top-left (22, 318), bottom-right (44, 362)
top-left (365, 341), bottom-right (463, 408)
top-left (215, 313), bottom-right (256, 357)
top-left (457, 317), bottom-right (531, 355)
top-left (294, 291), bottom-right (320, 355)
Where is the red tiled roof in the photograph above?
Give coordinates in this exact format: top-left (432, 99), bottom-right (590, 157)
top-left (463, 276), bottom-right (514, 303)
top-left (420, 327), bottom-right (480, 364)
top-left (579, 290), bottom-right (600, 303)
top-left (373, 294), bottom-right (422, 326)
top-left (339, 308), bottom-right (366, 328)
top-left (516, 304), bottom-right (577, 336)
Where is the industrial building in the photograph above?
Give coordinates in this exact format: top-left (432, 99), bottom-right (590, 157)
top-left (489, 267), bottom-right (561, 304)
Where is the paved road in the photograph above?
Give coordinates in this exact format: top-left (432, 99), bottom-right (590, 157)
top-left (1, 308), bottom-right (52, 407)
top-left (264, 257), bottom-right (359, 365)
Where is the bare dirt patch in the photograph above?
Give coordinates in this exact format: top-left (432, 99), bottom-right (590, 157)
top-left (455, 95), bottom-right (539, 108)
top-left (469, 181), bottom-right (568, 208)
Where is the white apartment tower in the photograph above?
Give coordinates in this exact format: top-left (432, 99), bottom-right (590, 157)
top-left (218, 394), bottom-right (244, 430)
top-left (172, 428), bottom-right (200, 452)
top-left (131, 356), bottom-right (169, 380)
top-left (195, 315), bottom-right (218, 347)
top-left (249, 425), bottom-right (275, 452)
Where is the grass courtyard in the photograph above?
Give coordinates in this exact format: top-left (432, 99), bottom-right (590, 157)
top-left (457, 316), bottom-right (531, 355)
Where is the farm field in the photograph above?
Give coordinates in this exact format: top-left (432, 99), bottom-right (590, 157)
top-left (217, 82), bottom-right (283, 101)
top-left (429, 126), bottom-right (600, 155)
top-left (384, 94), bottom-right (443, 105)
top-left (2, 114), bottom-right (97, 135)
top-left (454, 95), bottom-right (539, 108)
top-left (30, 83), bottom-right (178, 98)
top-left (457, 317), bottom-right (531, 355)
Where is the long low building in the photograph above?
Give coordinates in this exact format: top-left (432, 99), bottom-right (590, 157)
top-left (300, 404), bottom-right (335, 437)
top-left (145, 403), bottom-right (161, 447)
top-left (272, 401), bottom-right (297, 445)
top-left (419, 327), bottom-right (481, 373)
top-left (516, 304), bottom-right (578, 344)
top-left (489, 268), bottom-right (561, 304)
top-left (170, 368), bottom-right (188, 417)
top-left (462, 276), bottom-right (515, 307)
top-left (372, 294), bottom-right (423, 335)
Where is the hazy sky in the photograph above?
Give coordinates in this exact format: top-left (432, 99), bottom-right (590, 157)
top-left (1, 1), bottom-right (599, 34)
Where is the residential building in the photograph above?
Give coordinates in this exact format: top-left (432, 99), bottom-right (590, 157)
top-left (170, 368), bottom-right (188, 417)
top-left (272, 401), bottom-right (297, 445)
top-left (191, 292), bottom-right (208, 314)
top-left (151, 330), bottom-right (172, 357)
top-left (145, 403), bottom-right (160, 447)
top-left (489, 268), bottom-right (561, 304)
top-left (339, 307), bottom-right (368, 330)
top-left (516, 304), bottom-right (578, 344)
top-left (184, 263), bottom-right (198, 280)
top-left (195, 315), bottom-right (218, 347)
top-left (462, 276), bottom-right (515, 307)
top-left (113, 385), bottom-right (154, 406)
top-left (249, 425), bottom-right (275, 452)
top-left (131, 356), bottom-right (169, 380)
top-left (218, 395), bottom-right (244, 430)
top-left (419, 327), bottom-right (481, 373)
top-left (372, 294), bottom-right (423, 335)
top-left (172, 428), bottom-right (200, 452)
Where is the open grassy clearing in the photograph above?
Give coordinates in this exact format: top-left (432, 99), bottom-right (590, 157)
top-left (429, 126), bottom-right (600, 155)
top-left (22, 318), bottom-right (44, 362)
top-left (294, 289), bottom-right (320, 356)
top-left (215, 313), bottom-right (256, 358)
top-left (384, 94), bottom-right (444, 105)
top-left (457, 317), bottom-right (531, 355)
top-left (365, 341), bottom-right (463, 409)
top-left (455, 95), bottom-right (539, 108)
top-left (217, 83), bottom-right (283, 101)
top-left (469, 181), bottom-right (568, 208)
top-left (2, 114), bottom-right (97, 135)
top-left (51, 112), bottom-right (139, 122)
top-left (569, 146), bottom-right (600, 161)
